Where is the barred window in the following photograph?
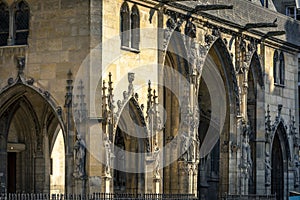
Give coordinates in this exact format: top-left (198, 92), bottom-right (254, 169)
top-left (120, 2), bottom-right (130, 48)
top-left (14, 1), bottom-right (29, 45)
top-left (0, 1), bottom-right (9, 46)
top-left (0, 0), bottom-right (29, 46)
top-left (131, 5), bottom-right (140, 50)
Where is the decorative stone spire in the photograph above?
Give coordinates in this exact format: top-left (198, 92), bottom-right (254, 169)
top-left (75, 80), bottom-right (87, 123)
top-left (265, 104), bottom-right (271, 143)
top-left (65, 70), bottom-right (73, 108)
top-left (147, 80), bottom-right (153, 116)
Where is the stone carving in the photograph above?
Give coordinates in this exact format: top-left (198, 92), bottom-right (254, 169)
top-left (7, 77), bottom-right (14, 85)
top-left (265, 105), bottom-right (272, 143)
top-left (104, 137), bottom-right (115, 176)
top-left (56, 106), bottom-right (62, 116)
top-left (204, 33), bottom-right (215, 46)
top-left (276, 104), bottom-right (283, 120)
top-left (122, 91), bottom-right (129, 103)
top-left (153, 146), bottom-right (160, 178)
top-left (212, 27), bottom-right (221, 37)
top-left (117, 100), bottom-right (122, 114)
top-left (185, 20), bottom-right (196, 39)
top-left (16, 56), bottom-right (25, 76)
top-left (163, 11), bottom-right (184, 51)
top-left (265, 152), bottom-right (271, 186)
top-left (73, 134), bottom-right (86, 178)
top-left (294, 154), bottom-right (300, 187)
top-left (241, 125), bottom-right (252, 170)
top-left (128, 72), bottom-right (135, 95)
top-left (26, 78), bottom-right (34, 85)
top-left (180, 132), bottom-right (195, 162)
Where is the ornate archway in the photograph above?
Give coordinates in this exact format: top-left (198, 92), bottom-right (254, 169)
top-left (0, 80), bottom-right (66, 193)
top-left (197, 38), bottom-right (238, 200)
top-left (270, 122), bottom-right (290, 200)
top-left (113, 97), bottom-right (147, 194)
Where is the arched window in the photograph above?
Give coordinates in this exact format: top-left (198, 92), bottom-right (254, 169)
top-left (120, 2), bottom-right (130, 47)
top-left (279, 52), bottom-right (285, 85)
top-left (14, 1), bottom-right (29, 45)
top-left (0, 1), bottom-right (9, 46)
top-left (131, 5), bottom-right (140, 50)
top-left (273, 50), bottom-right (279, 84)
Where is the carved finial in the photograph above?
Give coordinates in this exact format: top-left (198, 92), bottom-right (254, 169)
top-left (65, 70), bottom-right (73, 108)
top-left (153, 89), bottom-right (157, 104)
top-left (128, 72), bottom-right (135, 95)
top-left (108, 73), bottom-right (115, 111)
top-left (278, 104), bottom-right (283, 117)
top-left (108, 72), bottom-right (113, 96)
top-left (265, 105), bottom-right (272, 143)
top-left (66, 70), bottom-right (73, 92)
top-left (16, 56), bottom-right (25, 76)
top-left (265, 104), bottom-right (271, 132)
top-left (102, 80), bottom-right (107, 96)
top-left (75, 80), bottom-right (87, 122)
top-left (147, 80), bottom-right (153, 113)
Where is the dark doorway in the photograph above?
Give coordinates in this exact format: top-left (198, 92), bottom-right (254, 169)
top-left (7, 152), bottom-right (16, 193)
top-left (271, 134), bottom-right (284, 200)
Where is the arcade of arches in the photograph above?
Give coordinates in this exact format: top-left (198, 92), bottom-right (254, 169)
top-left (0, 1), bottom-right (299, 200)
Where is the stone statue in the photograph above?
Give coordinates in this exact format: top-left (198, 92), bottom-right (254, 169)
top-left (294, 154), bottom-right (300, 187)
top-left (265, 152), bottom-right (271, 186)
top-left (104, 137), bottom-right (115, 176)
top-left (241, 125), bottom-right (252, 171)
top-left (153, 146), bottom-right (160, 178)
top-left (123, 91), bottom-right (128, 101)
top-left (181, 133), bottom-right (194, 162)
top-left (128, 73), bottom-right (135, 95)
top-left (73, 134), bottom-right (86, 178)
top-left (117, 100), bottom-right (122, 113)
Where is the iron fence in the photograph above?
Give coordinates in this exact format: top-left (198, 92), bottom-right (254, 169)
top-left (221, 194), bottom-right (276, 200)
top-left (0, 193), bottom-right (198, 200)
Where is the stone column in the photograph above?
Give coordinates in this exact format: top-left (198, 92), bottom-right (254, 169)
top-left (7, 6), bottom-right (15, 45)
top-left (74, 177), bottom-right (87, 194)
top-left (0, 135), bottom-right (7, 193)
top-left (198, 158), bottom-right (209, 200)
top-left (192, 164), bottom-right (198, 196)
top-left (43, 126), bottom-right (50, 193)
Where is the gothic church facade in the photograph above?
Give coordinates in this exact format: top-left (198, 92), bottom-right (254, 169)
top-left (0, 0), bottom-right (300, 200)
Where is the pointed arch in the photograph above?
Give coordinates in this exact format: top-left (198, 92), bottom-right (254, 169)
top-left (206, 38), bottom-right (239, 115)
top-left (120, 2), bottom-right (130, 47)
top-left (113, 97), bottom-right (147, 194)
top-left (162, 32), bottom-right (190, 193)
top-left (197, 37), bottom-right (238, 199)
top-left (271, 121), bottom-right (290, 200)
top-left (271, 121), bottom-right (291, 161)
top-left (249, 51), bottom-right (264, 89)
top-left (0, 83), bottom-right (67, 193)
top-left (0, 0), bottom-right (9, 46)
top-left (164, 32), bottom-right (190, 77)
top-left (131, 4), bottom-right (140, 50)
